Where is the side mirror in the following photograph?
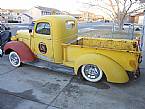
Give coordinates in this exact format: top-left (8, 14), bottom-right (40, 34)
top-left (29, 29), bottom-right (32, 33)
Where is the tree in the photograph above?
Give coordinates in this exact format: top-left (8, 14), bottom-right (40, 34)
top-left (82, 0), bottom-right (145, 31)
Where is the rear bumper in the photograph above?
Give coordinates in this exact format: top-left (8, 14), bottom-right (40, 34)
top-left (127, 68), bottom-right (140, 80)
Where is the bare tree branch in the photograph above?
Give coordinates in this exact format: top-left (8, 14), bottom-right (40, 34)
top-left (108, 0), bottom-right (118, 17)
top-left (83, 2), bottom-right (113, 13)
top-left (82, 0), bottom-right (143, 31)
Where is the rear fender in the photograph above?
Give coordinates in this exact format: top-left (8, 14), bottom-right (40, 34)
top-left (4, 41), bottom-right (36, 63)
top-left (74, 54), bottom-right (129, 83)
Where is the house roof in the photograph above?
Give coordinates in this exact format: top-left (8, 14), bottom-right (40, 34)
top-left (20, 13), bottom-right (33, 19)
top-left (35, 6), bottom-right (61, 12)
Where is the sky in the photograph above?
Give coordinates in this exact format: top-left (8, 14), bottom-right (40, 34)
top-left (0, 0), bottom-right (106, 15)
top-left (0, 0), bottom-right (141, 17)
top-left (0, 0), bottom-right (89, 13)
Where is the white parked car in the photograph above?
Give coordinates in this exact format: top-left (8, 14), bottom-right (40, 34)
top-left (123, 23), bottom-right (142, 31)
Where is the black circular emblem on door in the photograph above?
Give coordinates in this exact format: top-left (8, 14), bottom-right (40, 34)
top-left (38, 42), bottom-right (47, 54)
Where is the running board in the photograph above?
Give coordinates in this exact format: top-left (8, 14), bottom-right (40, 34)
top-left (26, 59), bottom-right (75, 75)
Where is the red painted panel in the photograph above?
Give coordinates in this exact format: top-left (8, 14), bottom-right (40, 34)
top-left (4, 41), bottom-right (36, 63)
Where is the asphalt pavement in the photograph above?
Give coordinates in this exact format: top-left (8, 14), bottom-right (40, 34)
top-left (0, 49), bottom-right (145, 109)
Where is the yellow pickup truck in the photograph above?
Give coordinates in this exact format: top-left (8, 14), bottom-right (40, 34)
top-left (3, 15), bottom-right (141, 83)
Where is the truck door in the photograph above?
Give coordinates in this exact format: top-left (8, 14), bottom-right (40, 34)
top-left (32, 22), bottom-right (54, 62)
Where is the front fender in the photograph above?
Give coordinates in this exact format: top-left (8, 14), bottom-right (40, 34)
top-left (4, 41), bottom-right (36, 63)
top-left (74, 54), bottom-right (129, 83)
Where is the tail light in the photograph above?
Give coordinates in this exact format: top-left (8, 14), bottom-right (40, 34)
top-left (129, 60), bottom-right (137, 69)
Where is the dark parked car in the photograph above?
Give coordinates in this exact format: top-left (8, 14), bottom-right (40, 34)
top-left (105, 20), bottom-right (110, 23)
top-left (0, 24), bottom-right (11, 56)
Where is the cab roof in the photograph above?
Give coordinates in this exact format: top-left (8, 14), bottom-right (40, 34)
top-left (36, 15), bottom-right (76, 22)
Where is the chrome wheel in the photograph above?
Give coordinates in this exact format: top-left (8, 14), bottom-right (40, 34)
top-left (9, 52), bottom-right (21, 67)
top-left (81, 64), bottom-right (103, 82)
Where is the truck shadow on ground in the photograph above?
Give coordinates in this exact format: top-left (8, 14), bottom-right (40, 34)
top-left (22, 64), bottom-right (111, 90)
top-left (71, 76), bottom-right (110, 89)
top-left (0, 88), bottom-right (41, 104)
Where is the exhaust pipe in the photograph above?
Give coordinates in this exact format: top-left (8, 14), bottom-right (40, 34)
top-left (133, 68), bottom-right (140, 79)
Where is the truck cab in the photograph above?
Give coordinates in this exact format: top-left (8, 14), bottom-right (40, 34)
top-left (12, 15), bottom-right (77, 63)
top-left (3, 15), bottom-right (141, 83)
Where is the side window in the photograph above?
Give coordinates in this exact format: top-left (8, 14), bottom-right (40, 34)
top-left (36, 22), bottom-right (50, 35)
top-left (66, 21), bottom-right (75, 30)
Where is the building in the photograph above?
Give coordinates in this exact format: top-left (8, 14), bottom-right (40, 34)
top-left (0, 8), bottom-right (11, 23)
top-left (0, 6), bottom-right (62, 23)
top-left (0, 8), bottom-right (27, 23)
top-left (80, 11), bottom-right (97, 21)
top-left (71, 14), bottom-right (82, 21)
top-left (96, 15), bottom-right (104, 21)
top-left (63, 11), bottom-right (98, 22)
top-left (18, 13), bottom-right (33, 23)
top-left (129, 12), bottom-right (144, 25)
top-left (27, 6), bottom-right (62, 20)
top-left (61, 11), bottom-right (83, 21)
top-left (62, 11), bottom-right (71, 15)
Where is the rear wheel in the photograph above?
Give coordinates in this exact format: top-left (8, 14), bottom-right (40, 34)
top-left (9, 51), bottom-right (21, 67)
top-left (81, 64), bottom-right (103, 82)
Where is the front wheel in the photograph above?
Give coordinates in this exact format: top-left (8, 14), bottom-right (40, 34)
top-left (9, 51), bottom-right (21, 67)
top-left (81, 64), bottom-right (103, 82)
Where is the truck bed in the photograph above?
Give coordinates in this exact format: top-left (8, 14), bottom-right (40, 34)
top-left (63, 37), bottom-right (140, 72)
top-left (69, 37), bottom-right (139, 52)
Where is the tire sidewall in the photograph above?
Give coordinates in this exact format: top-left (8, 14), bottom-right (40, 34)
top-left (9, 51), bottom-right (21, 67)
top-left (81, 64), bottom-right (103, 82)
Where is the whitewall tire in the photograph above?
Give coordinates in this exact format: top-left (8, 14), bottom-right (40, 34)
top-left (81, 64), bottom-right (103, 82)
top-left (9, 51), bottom-right (21, 67)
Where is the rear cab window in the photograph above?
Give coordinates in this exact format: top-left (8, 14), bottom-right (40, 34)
top-left (65, 21), bottom-right (75, 30)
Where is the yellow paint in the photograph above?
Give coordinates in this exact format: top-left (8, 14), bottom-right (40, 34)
top-left (11, 15), bottom-right (141, 83)
top-left (74, 54), bottom-right (129, 83)
top-left (63, 38), bottom-right (140, 72)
